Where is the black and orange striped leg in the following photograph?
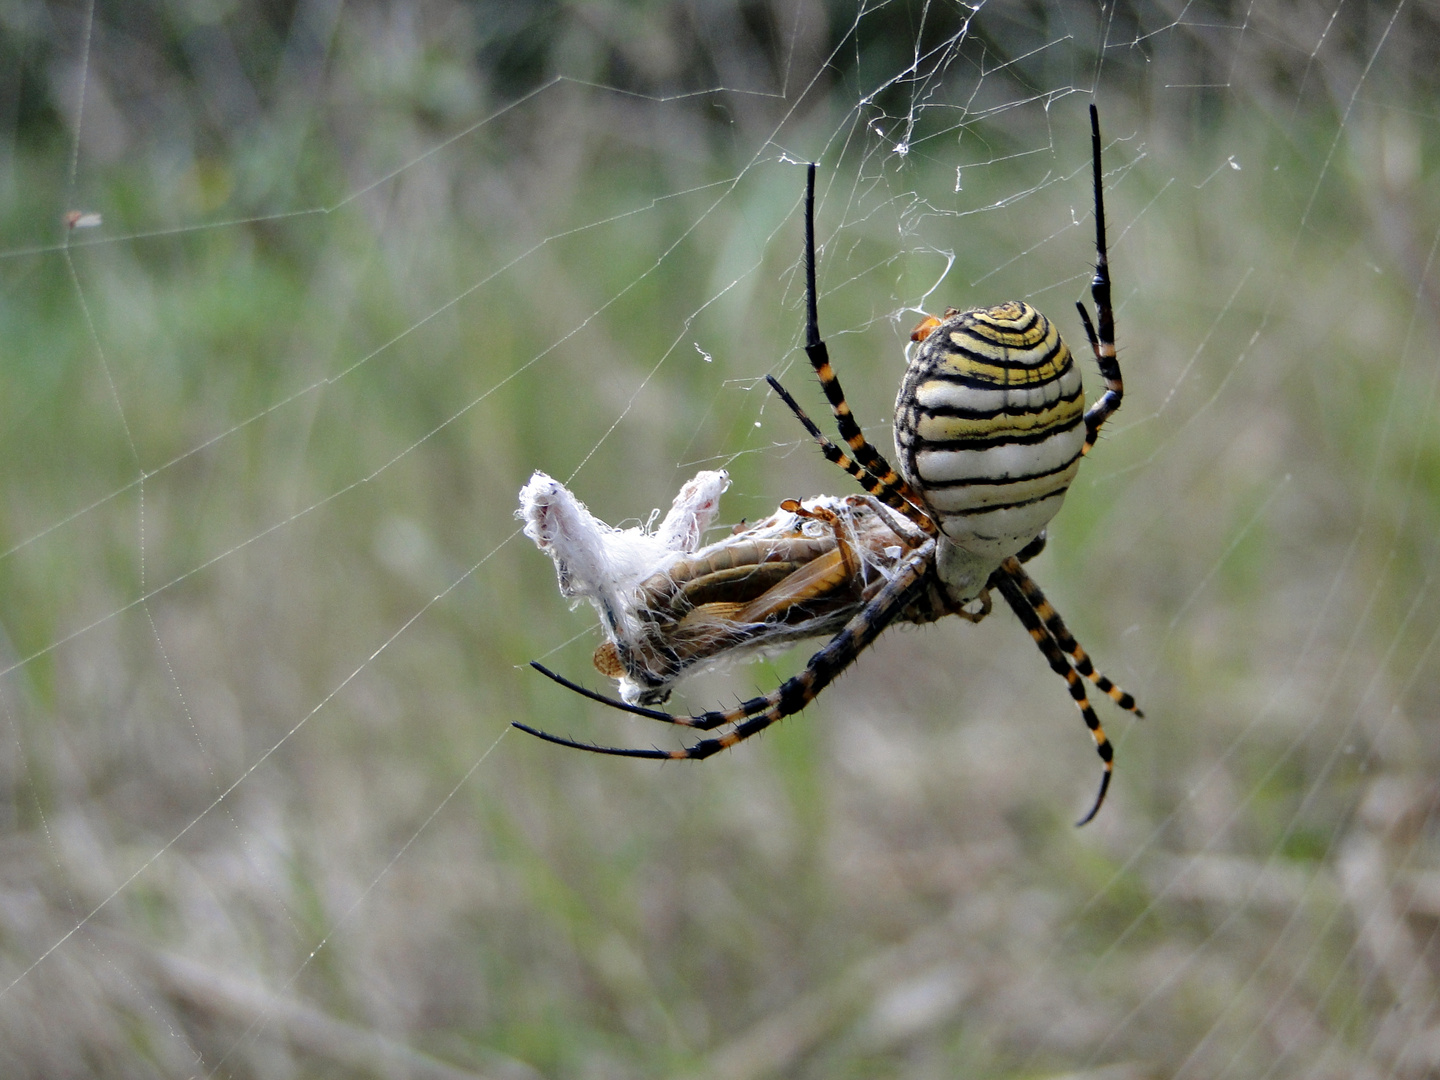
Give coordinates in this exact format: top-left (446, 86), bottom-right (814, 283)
top-left (998, 558), bottom-right (1143, 717)
top-left (765, 374), bottom-right (930, 528)
top-left (517, 539), bottom-right (937, 758)
top-left (992, 563), bottom-right (1113, 826)
top-left (798, 163), bottom-right (912, 499)
top-left (1078, 103), bottom-right (1124, 455)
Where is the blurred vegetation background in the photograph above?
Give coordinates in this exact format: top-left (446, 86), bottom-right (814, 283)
top-left (3, 1), bottom-right (1440, 1077)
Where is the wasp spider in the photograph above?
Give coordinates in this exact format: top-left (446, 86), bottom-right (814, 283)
top-left (517, 105), bottom-right (1140, 824)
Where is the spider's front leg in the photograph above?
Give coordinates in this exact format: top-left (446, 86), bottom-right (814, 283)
top-left (766, 375), bottom-right (929, 527)
top-left (787, 164), bottom-right (927, 519)
top-left (1077, 103), bottom-right (1124, 455)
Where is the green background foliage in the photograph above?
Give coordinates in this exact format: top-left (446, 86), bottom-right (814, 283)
top-left (3, 1), bottom-right (1440, 1077)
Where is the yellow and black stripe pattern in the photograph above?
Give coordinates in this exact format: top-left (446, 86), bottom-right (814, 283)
top-left (895, 301), bottom-right (1085, 561)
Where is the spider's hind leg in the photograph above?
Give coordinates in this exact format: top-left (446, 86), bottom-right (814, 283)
top-left (992, 557), bottom-right (1121, 826)
top-left (999, 558), bottom-right (1143, 716)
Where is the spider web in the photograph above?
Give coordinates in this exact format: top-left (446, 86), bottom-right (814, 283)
top-left (2, 1), bottom-right (1439, 1076)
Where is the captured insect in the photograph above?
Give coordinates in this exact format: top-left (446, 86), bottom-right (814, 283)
top-left (516, 105), bottom-right (1140, 824)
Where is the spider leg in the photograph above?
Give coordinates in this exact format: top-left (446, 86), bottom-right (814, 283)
top-left (953, 588), bottom-right (992, 624)
top-left (516, 538), bottom-right (937, 757)
top-left (766, 374), bottom-right (930, 527)
top-left (992, 561), bottom-right (1112, 826)
top-left (997, 558), bottom-right (1143, 716)
top-left (1078, 103), bottom-right (1124, 455)
top-left (1014, 531), bottom-right (1047, 564)
top-left (527, 662), bottom-right (700, 724)
top-left (800, 164), bottom-right (916, 500)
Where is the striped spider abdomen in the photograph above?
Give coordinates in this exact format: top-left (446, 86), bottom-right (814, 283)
top-left (895, 300), bottom-right (1086, 602)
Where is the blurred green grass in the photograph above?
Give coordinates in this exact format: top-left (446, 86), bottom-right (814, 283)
top-left (3, 2), bottom-right (1440, 1078)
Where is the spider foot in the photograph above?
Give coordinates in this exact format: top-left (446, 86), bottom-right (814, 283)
top-left (1075, 768), bottom-right (1112, 827)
